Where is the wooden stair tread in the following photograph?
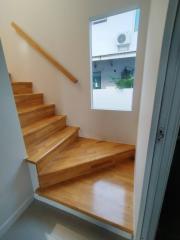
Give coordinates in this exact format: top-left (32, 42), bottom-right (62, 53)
top-left (18, 104), bottom-right (56, 128)
top-left (18, 104), bottom-right (55, 114)
top-left (23, 115), bottom-right (66, 136)
top-left (38, 159), bottom-right (134, 233)
top-left (12, 82), bottom-right (33, 94)
top-left (39, 137), bottom-right (135, 175)
top-left (12, 81), bottom-right (32, 85)
top-left (15, 93), bottom-right (44, 109)
top-left (27, 126), bottom-right (79, 164)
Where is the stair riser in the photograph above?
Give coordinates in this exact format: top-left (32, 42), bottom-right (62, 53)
top-left (12, 83), bottom-right (33, 94)
top-left (15, 94), bottom-right (44, 109)
top-left (37, 130), bottom-right (79, 173)
top-left (24, 117), bottom-right (67, 146)
top-left (39, 150), bottom-right (135, 188)
top-left (19, 105), bottom-right (55, 128)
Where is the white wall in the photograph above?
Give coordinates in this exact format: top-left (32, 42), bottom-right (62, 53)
top-left (0, 0), bottom-right (150, 144)
top-left (134, 0), bottom-right (169, 233)
top-left (0, 41), bottom-right (33, 236)
top-left (92, 9), bottom-right (138, 56)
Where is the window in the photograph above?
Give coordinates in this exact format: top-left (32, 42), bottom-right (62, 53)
top-left (90, 9), bottom-right (140, 111)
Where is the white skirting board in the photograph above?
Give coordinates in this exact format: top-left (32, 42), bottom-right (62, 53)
top-left (0, 195), bottom-right (34, 238)
top-left (35, 193), bottom-right (133, 240)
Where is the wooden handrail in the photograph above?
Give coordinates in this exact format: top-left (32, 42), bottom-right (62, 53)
top-left (11, 22), bottom-right (78, 83)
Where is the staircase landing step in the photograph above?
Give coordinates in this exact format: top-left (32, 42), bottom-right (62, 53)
top-left (40, 137), bottom-right (135, 174)
top-left (38, 137), bottom-right (135, 187)
top-left (37, 158), bottom-right (134, 234)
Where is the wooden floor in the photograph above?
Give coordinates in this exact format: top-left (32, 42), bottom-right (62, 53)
top-left (38, 158), bottom-right (134, 233)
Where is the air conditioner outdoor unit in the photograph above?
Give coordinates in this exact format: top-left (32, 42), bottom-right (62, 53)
top-left (117, 32), bottom-right (131, 47)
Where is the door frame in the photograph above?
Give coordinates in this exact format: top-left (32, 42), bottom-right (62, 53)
top-left (135, 1), bottom-right (180, 239)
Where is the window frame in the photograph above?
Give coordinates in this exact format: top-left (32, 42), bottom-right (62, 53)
top-left (89, 8), bottom-right (141, 112)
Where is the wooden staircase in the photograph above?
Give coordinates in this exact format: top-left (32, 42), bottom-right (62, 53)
top-left (12, 81), bottom-right (135, 235)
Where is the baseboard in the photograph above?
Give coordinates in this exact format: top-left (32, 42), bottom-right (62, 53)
top-left (0, 195), bottom-right (34, 238)
top-left (35, 194), bottom-right (132, 240)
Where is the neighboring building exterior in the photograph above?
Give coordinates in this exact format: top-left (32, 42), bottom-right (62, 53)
top-left (92, 9), bottom-right (139, 59)
top-left (92, 57), bottom-right (135, 89)
top-left (91, 9), bottom-right (139, 90)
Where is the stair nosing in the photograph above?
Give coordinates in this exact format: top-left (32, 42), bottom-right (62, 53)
top-left (14, 93), bottom-right (43, 97)
top-left (12, 82), bottom-right (32, 85)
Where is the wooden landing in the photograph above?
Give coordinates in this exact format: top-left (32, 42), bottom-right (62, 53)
top-left (38, 137), bottom-right (135, 188)
top-left (38, 158), bottom-right (134, 234)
